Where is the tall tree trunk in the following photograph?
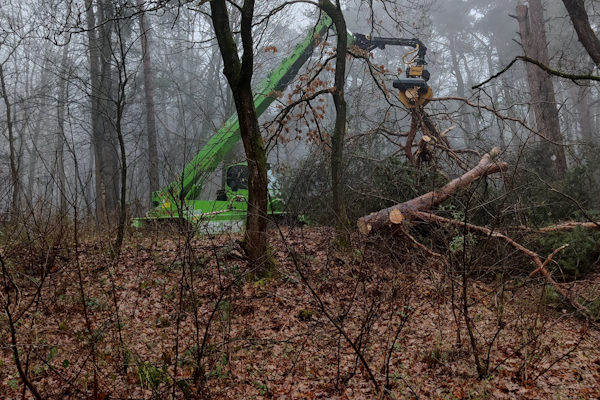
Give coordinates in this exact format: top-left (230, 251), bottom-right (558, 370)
top-left (56, 43), bottom-right (70, 215)
top-left (485, 47), bottom-right (505, 147)
top-left (562, 0), bottom-right (600, 68)
top-left (0, 64), bottom-right (21, 220)
top-left (136, 0), bottom-right (160, 205)
top-left (580, 90), bottom-right (594, 143)
top-left (26, 53), bottom-right (51, 206)
top-left (210, 0), bottom-right (270, 273)
top-left (114, 22), bottom-right (129, 256)
top-left (319, 0), bottom-right (350, 232)
top-left (85, 0), bottom-right (107, 217)
top-left (97, 0), bottom-right (120, 213)
top-left (514, 1), bottom-right (567, 178)
top-left (85, 0), bottom-right (120, 218)
top-left (574, 84), bottom-right (594, 143)
top-left (492, 40), bottom-right (522, 150)
top-left (449, 36), bottom-right (474, 148)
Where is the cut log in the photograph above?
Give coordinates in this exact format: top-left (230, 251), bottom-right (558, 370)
top-left (357, 147), bottom-right (508, 235)
top-left (389, 209), bottom-right (405, 224)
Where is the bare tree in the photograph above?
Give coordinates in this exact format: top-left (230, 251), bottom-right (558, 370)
top-left (209, 0), bottom-right (270, 273)
top-left (562, 0), bottom-right (600, 68)
top-left (0, 63), bottom-right (21, 219)
top-left (85, 0), bottom-right (120, 217)
top-left (319, 0), bottom-right (351, 233)
top-left (136, 0), bottom-right (160, 205)
top-left (513, 0), bottom-right (567, 178)
top-left (55, 42), bottom-right (69, 215)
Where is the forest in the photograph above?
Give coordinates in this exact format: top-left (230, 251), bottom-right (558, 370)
top-left (1, 0), bottom-right (600, 398)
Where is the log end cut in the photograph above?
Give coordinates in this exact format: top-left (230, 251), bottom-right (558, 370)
top-left (357, 218), bottom-right (372, 235)
top-left (389, 209), bottom-right (405, 224)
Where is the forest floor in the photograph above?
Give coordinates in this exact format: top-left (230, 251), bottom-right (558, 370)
top-left (1, 226), bottom-right (600, 399)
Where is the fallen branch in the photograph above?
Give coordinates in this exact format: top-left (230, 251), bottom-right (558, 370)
top-left (357, 147), bottom-right (508, 235)
top-left (517, 221), bottom-right (600, 232)
top-left (408, 211), bottom-right (593, 318)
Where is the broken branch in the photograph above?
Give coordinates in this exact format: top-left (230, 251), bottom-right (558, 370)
top-left (408, 211), bottom-right (592, 318)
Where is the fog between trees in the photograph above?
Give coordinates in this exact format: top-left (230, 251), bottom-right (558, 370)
top-left (2, 1), bottom-right (600, 398)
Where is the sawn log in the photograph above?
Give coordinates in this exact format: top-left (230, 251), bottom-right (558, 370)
top-left (357, 147), bottom-right (508, 235)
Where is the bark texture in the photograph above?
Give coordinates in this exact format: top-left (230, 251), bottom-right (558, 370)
top-left (514, 2), bottom-right (567, 178)
top-left (136, 0), bottom-right (160, 203)
top-left (85, 0), bottom-right (120, 217)
top-left (571, 84), bottom-right (594, 142)
top-left (0, 63), bottom-right (21, 219)
top-left (562, 0), bottom-right (600, 68)
top-left (319, 0), bottom-right (350, 229)
top-left (55, 43), bottom-right (69, 215)
top-left (210, 0), bottom-right (270, 272)
top-left (449, 36), bottom-right (474, 148)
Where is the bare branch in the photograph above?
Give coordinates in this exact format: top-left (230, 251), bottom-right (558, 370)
top-left (473, 55), bottom-right (600, 90)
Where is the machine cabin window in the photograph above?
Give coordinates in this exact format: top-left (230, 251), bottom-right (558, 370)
top-left (227, 165), bottom-right (249, 191)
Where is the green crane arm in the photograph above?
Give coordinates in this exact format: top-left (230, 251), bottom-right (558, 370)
top-left (153, 16), bottom-right (333, 206)
top-left (153, 17), bottom-right (431, 208)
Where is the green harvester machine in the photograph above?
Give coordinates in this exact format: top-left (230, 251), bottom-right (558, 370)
top-left (133, 16), bottom-right (432, 232)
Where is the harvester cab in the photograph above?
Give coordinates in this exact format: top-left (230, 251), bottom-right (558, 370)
top-left (216, 163), bottom-right (249, 201)
top-left (134, 17), bottom-right (434, 230)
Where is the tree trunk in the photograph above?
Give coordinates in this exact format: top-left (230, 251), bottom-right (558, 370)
top-left (97, 0), bottom-right (120, 213)
top-left (210, 0), bottom-right (270, 273)
top-left (357, 148), bottom-right (508, 235)
top-left (514, 2), bottom-right (567, 178)
top-left (85, 0), bottom-right (106, 217)
top-left (562, 0), bottom-right (600, 68)
top-left (114, 46), bottom-right (128, 256)
top-left (319, 0), bottom-right (350, 234)
top-left (0, 64), bottom-right (21, 220)
top-left (136, 0), bottom-right (160, 204)
top-left (55, 43), bottom-right (69, 215)
top-left (26, 53), bottom-right (51, 206)
top-left (571, 84), bottom-right (594, 143)
top-left (85, 0), bottom-right (120, 218)
top-left (449, 36), bottom-right (474, 148)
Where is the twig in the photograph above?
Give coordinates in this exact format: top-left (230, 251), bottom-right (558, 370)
top-left (408, 211), bottom-right (592, 318)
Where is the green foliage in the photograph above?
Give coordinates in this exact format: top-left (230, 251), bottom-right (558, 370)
top-left (297, 309), bottom-right (313, 321)
top-left (449, 233), bottom-right (475, 254)
top-left (533, 227), bottom-right (600, 278)
top-left (253, 380), bottom-right (268, 395)
top-left (546, 285), bottom-right (600, 319)
top-left (137, 361), bottom-right (169, 390)
top-left (544, 285), bottom-right (562, 307)
top-left (579, 297), bottom-right (600, 320)
top-left (281, 145), bottom-right (447, 225)
top-left (208, 353), bottom-right (229, 379)
top-left (47, 346), bottom-right (58, 363)
top-left (503, 146), bottom-right (600, 227)
top-left (8, 378), bottom-right (19, 390)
